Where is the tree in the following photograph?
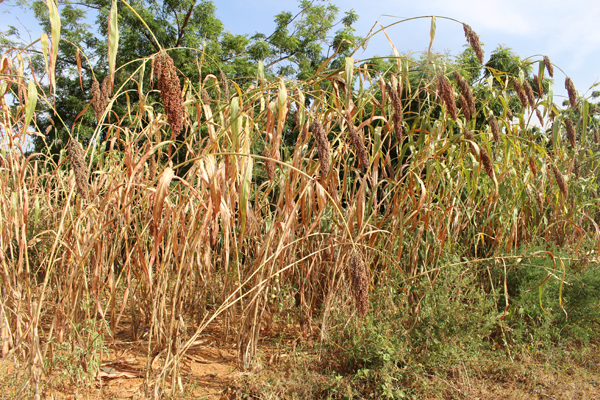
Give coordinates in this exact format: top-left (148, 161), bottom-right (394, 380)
top-left (2, 0), bottom-right (362, 154)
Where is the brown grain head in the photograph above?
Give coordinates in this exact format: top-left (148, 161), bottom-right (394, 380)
top-left (349, 252), bottom-right (370, 317)
top-left (293, 108), bottom-right (300, 129)
top-left (543, 56), bottom-right (554, 78)
top-left (565, 77), bottom-right (578, 108)
top-left (489, 114), bottom-right (500, 143)
top-left (523, 80), bottom-right (536, 108)
top-left (311, 120), bottom-right (331, 179)
top-left (536, 109), bottom-right (544, 126)
top-left (437, 74), bottom-right (458, 121)
top-left (101, 76), bottom-right (110, 108)
top-left (148, 155), bottom-right (157, 181)
top-left (91, 78), bottom-right (103, 121)
top-left (459, 94), bottom-right (471, 122)
top-left (67, 139), bottom-right (89, 197)
top-left (479, 146), bottom-right (496, 181)
top-left (512, 79), bottom-right (528, 109)
top-left (551, 163), bottom-right (568, 199)
top-left (385, 82), bottom-right (404, 143)
top-left (153, 52), bottom-right (184, 136)
top-left (529, 157), bottom-right (538, 177)
top-left (202, 89), bottom-right (210, 103)
top-left (565, 119), bottom-right (576, 148)
top-left (345, 112), bottom-right (369, 172)
top-left (454, 71), bottom-right (476, 116)
top-left (463, 24), bottom-right (484, 64)
top-left (262, 147), bottom-right (274, 181)
top-left (220, 70), bottom-right (229, 101)
top-left (594, 128), bottom-right (599, 145)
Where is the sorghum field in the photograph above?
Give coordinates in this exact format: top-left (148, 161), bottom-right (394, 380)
top-left (1, 1), bottom-right (599, 398)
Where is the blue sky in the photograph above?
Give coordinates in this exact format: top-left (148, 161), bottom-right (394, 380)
top-left (2, 0), bottom-right (600, 103)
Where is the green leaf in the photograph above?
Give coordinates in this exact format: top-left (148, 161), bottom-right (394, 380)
top-left (230, 96), bottom-right (240, 150)
top-left (40, 33), bottom-right (49, 78)
top-left (24, 80), bottom-right (38, 132)
top-left (428, 16), bottom-right (436, 54)
top-left (46, 0), bottom-right (61, 93)
top-left (582, 99), bottom-right (589, 145)
top-left (345, 57), bottom-right (354, 102)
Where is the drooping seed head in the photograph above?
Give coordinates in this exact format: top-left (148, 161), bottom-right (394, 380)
top-left (464, 130), bottom-right (495, 181)
top-left (454, 71), bottom-right (476, 117)
top-left (220, 70), bottom-right (229, 101)
top-left (565, 119), bottom-right (576, 148)
top-left (437, 74), bottom-right (457, 121)
top-left (67, 139), bottom-right (89, 197)
top-left (543, 56), bottom-right (554, 78)
top-left (523, 80), bottom-right (536, 108)
top-left (345, 112), bottom-right (369, 172)
top-left (529, 157), bottom-right (538, 178)
top-left (463, 24), bottom-right (484, 64)
top-left (312, 120), bottom-right (330, 179)
top-left (594, 128), bottom-right (599, 145)
top-left (565, 77), bottom-right (578, 108)
top-left (262, 147), bottom-right (274, 181)
top-left (148, 155), bottom-right (157, 181)
top-left (512, 79), bottom-right (528, 109)
top-left (459, 94), bottom-right (471, 121)
top-left (489, 114), bottom-right (500, 143)
top-left (153, 52), bottom-right (184, 136)
top-left (385, 82), bottom-right (403, 144)
top-left (349, 252), bottom-right (370, 317)
top-left (550, 163), bottom-right (568, 199)
top-left (573, 157), bottom-right (580, 179)
top-left (479, 147), bottom-right (495, 181)
top-left (536, 109), bottom-right (544, 126)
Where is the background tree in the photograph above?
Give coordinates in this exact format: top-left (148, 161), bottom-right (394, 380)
top-left (10, 0), bottom-right (361, 154)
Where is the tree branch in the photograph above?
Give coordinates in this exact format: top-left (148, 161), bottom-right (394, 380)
top-left (176, 0), bottom-right (197, 48)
